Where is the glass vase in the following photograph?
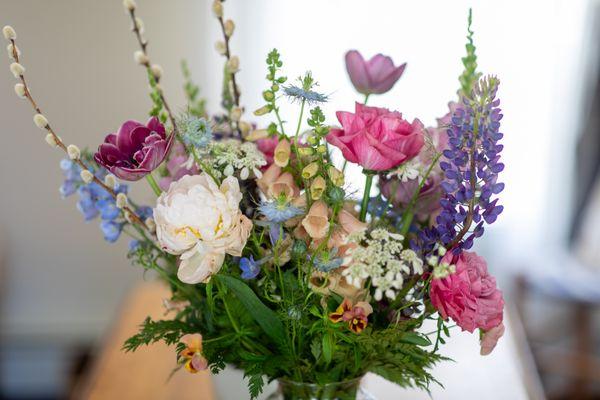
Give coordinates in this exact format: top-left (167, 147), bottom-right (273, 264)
top-left (265, 376), bottom-right (376, 400)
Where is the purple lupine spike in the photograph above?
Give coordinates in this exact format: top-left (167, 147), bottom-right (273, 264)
top-left (415, 76), bottom-right (505, 255)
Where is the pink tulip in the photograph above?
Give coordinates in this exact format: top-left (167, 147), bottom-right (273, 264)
top-left (326, 103), bottom-right (424, 171)
top-left (345, 50), bottom-right (406, 95)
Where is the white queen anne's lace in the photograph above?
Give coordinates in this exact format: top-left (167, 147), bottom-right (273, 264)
top-left (342, 228), bottom-right (423, 301)
top-left (198, 139), bottom-right (266, 180)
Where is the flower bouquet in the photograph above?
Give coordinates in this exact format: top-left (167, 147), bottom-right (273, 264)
top-left (3, 1), bottom-right (506, 399)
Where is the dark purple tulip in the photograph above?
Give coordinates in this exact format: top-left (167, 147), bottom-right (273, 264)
top-left (94, 117), bottom-right (173, 181)
top-left (345, 50), bottom-right (406, 95)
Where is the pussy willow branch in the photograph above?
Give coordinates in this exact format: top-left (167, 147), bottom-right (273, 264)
top-left (217, 16), bottom-right (241, 107)
top-left (127, 8), bottom-right (179, 137)
top-left (8, 38), bottom-right (151, 233)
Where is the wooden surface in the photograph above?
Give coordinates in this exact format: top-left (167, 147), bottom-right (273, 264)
top-left (75, 281), bottom-right (215, 400)
top-left (77, 282), bottom-right (543, 400)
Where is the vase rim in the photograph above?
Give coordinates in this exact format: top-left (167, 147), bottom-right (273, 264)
top-left (277, 375), bottom-right (364, 388)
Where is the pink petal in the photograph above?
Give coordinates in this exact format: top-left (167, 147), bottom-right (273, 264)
top-left (345, 50), bottom-right (371, 94)
top-left (326, 128), bottom-right (359, 164)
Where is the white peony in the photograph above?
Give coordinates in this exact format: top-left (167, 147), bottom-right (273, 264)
top-left (154, 173), bottom-right (252, 284)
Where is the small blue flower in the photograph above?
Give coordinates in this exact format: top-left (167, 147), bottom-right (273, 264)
top-left (258, 201), bottom-right (303, 223)
top-left (136, 206), bottom-right (153, 220)
top-left (239, 256), bottom-right (261, 280)
top-left (60, 180), bottom-right (78, 197)
top-left (96, 198), bottom-right (120, 220)
top-left (283, 85), bottom-right (328, 104)
top-left (180, 115), bottom-right (212, 149)
top-left (129, 239), bottom-right (140, 252)
top-left (100, 220), bottom-right (123, 243)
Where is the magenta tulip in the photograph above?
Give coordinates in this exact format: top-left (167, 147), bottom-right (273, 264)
top-left (326, 103), bottom-right (424, 171)
top-left (345, 50), bottom-right (406, 95)
top-left (94, 117), bottom-right (173, 181)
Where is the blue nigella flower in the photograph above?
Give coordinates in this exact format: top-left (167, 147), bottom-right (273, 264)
top-left (258, 201), bottom-right (303, 223)
top-left (179, 115), bottom-right (212, 149)
top-left (239, 256), bottom-right (262, 280)
top-left (313, 249), bottom-right (344, 272)
top-left (283, 85), bottom-right (328, 104)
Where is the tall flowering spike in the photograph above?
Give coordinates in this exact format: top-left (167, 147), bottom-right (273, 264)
top-left (433, 76), bottom-right (504, 252)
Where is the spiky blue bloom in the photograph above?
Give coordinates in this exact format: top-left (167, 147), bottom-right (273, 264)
top-left (283, 85), bottom-right (328, 104)
top-left (258, 201), bottom-right (303, 223)
top-left (313, 249), bottom-right (344, 272)
top-left (239, 256), bottom-right (261, 280)
top-left (179, 115), bottom-right (212, 149)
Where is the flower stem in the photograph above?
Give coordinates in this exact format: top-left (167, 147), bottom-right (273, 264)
top-left (146, 173), bottom-right (162, 196)
top-left (399, 153), bottom-right (442, 236)
top-left (359, 170), bottom-right (375, 222)
top-left (364, 93), bottom-right (370, 105)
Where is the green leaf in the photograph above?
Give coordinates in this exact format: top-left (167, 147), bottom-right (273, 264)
top-left (215, 275), bottom-right (286, 348)
top-left (322, 332), bottom-right (334, 364)
top-left (206, 281), bottom-right (215, 313)
top-left (400, 332), bottom-right (432, 347)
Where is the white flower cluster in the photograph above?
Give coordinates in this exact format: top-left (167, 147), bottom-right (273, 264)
top-left (342, 228), bottom-right (424, 301)
top-left (199, 139), bottom-right (266, 180)
top-left (391, 158), bottom-right (423, 182)
top-left (426, 246), bottom-right (456, 279)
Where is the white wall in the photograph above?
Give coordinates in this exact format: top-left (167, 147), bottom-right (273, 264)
top-left (204, 0), bottom-right (592, 270)
top-left (0, 0), bottom-right (209, 342)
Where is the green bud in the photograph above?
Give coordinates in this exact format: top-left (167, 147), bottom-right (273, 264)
top-left (327, 186), bottom-right (345, 205)
top-left (254, 105), bottom-right (271, 116)
top-left (297, 147), bottom-right (314, 157)
top-left (292, 240), bottom-right (307, 258)
top-left (263, 90), bottom-right (275, 102)
top-left (271, 83), bottom-right (279, 92)
top-left (316, 145), bottom-right (327, 154)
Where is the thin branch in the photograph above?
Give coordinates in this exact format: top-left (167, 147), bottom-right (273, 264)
top-left (127, 8), bottom-right (179, 137)
top-left (7, 38), bottom-right (150, 232)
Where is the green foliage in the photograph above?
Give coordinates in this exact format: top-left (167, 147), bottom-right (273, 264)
top-left (181, 60), bottom-right (207, 118)
top-left (256, 48), bottom-right (287, 134)
top-left (146, 69), bottom-right (168, 124)
top-left (458, 9), bottom-right (482, 98)
top-left (214, 275), bottom-right (287, 349)
top-left (123, 317), bottom-right (189, 352)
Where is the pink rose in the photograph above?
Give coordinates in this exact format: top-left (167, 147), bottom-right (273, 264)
top-left (326, 103), bottom-right (424, 171)
top-left (345, 50), bottom-right (406, 95)
top-left (430, 251), bottom-right (504, 333)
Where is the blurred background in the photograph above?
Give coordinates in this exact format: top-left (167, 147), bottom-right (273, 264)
top-left (0, 0), bottom-right (599, 399)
